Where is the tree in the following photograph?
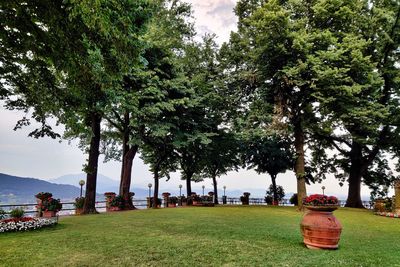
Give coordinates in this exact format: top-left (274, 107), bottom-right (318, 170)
top-left (0, 0), bottom-right (153, 213)
top-left (100, 0), bottom-right (194, 209)
top-left (201, 132), bottom-right (240, 204)
top-left (243, 132), bottom-right (293, 205)
top-left (306, 0), bottom-right (400, 207)
top-left (265, 184), bottom-right (285, 205)
top-left (174, 34), bottom-right (225, 197)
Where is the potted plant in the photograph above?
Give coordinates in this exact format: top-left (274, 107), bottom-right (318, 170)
top-left (38, 198), bottom-right (62, 218)
top-left (240, 192), bottom-right (250, 205)
top-left (35, 192), bottom-right (53, 217)
top-left (191, 193), bottom-right (201, 206)
top-left (106, 194), bottom-right (125, 211)
top-left (300, 194), bottom-right (342, 249)
top-left (169, 196), bottom-right (178, 207)
top-left (74, 197), bottom-right (85, 215)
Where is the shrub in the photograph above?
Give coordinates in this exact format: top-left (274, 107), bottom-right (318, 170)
top-left (0, 209), bottom-right (7, 220)
top-left (265, 196), bottom-right (273, 205)
top-left (35, 192), bottom-right (53, 201)
top-left (109, 195), bottom-right (125, 209)
top-left (74, 197), bottom-right (85, 209)
top-left (38, 198), bottom-right (62, 212)
top-left (290, 194), bottom-right (298, 206)
top-left (169, 197), bottom-right (178, 204)
top-left (266, 184), bottom-right (285, 202)
top-left (10, 208), bottom-right (25, 219)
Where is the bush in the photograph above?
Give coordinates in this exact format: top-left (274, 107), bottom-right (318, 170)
top-left (10, 208), bottom-right (25, 219)
top-left (38, 198), bottom-right (62, 212)
top-left (266, 184), bottom-right (285, 202)
top-left (265, 196), bottom-right (273, 205)
top-left (35, 192), bottom-right (53, 201)
top-left (290, 194), bottom-right (298, 206)
top-left (0, 209), bottom-right (6, 220)
top-left (74, 197), bottom-right (85, 209)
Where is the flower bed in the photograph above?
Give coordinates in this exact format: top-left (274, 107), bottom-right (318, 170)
top-left (375, 212), bottom-right (400, 218)
top-left (0, 217), bottom-right (57, 233)
top-left (303, 194), bottom-right (339, 207)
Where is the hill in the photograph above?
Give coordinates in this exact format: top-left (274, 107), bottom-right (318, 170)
top-left (51, 173), bottom-right (120, 194)
top-left (0, 173), bottom-right (81, 204)
top-left (50, 173), bottom-right (149, 197)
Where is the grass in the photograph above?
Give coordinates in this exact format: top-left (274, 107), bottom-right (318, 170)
top-left (1, 206), bottom-right (399, 267)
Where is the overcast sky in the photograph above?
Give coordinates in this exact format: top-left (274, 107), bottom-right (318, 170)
top-left (0, 0), bottom-right (375, 199)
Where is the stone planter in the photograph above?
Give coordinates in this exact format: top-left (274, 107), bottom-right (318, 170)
top-left (43, 210), bottom-right (56, 218)
top-left (300, 206), bottom-right (342, 249)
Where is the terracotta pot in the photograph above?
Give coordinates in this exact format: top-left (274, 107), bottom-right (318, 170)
top-left (300, 206), bottom-right (342, 249)
top-left (107, 206), bottom-right (121, 212)
top-left (43, 211), bottom-right (56, 218)
top-left (75, 208), bottom-right (84, 215)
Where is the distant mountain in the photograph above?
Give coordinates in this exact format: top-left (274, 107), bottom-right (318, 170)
top-left (0, 173), bottom-right (81, 204)
top-left (51, 173), bottom-right (149, 198)
top-left (51, 173), bottom-right (120, 194)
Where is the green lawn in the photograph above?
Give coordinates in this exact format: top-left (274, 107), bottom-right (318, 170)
top-left (1, 206), bottom-right (399, 266)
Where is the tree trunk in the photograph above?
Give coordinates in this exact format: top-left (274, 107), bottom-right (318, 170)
top-left (345, 141), bottom-right (365, 208)
top-left (83, 113), bottom-right (102, 214)
top-left (186, 171), bottom-right (193, 196)
top-left (120, 145), bottom-right (138, 210)
top-left (153, 167), bottom-right (159, 209)
top-left (212, 175), bottom-right (219, 205)
top-left (271, 174), bottom-right (278, 205)
top-left (294, 120), bottom-right (307, 210)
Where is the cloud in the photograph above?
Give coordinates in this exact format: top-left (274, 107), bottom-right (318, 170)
top-left (186, 0), bottom-right (238, 45)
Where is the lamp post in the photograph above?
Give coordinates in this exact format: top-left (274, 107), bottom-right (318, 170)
top-left (179, 184), bottom-right (182, 197)
top-left (322, 186), bottom-right (326, 196)
top-left (202, 185), bottom-right (205, 196)
top-left (148, 183), bottom-right (152, 198)
top-left (79, 180), bottom-right (85, 198)
top-left (222, 185), bottom-right (227, 205)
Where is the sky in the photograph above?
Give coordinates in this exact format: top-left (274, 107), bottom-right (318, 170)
top-left (0, 0), bottom-right (376, 199)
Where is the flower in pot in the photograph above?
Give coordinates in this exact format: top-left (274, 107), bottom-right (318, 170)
top-left (240, 192), bottom-right (250, 205)
top-left (169, 196), bottom-right (178, 207)
top-left (300, 194), bottom-right (342, 249)
top-left (191, 194), bottom-right (201, 205)
top-left (74, 197), bottom-right (85, 215)
top-left (108, 195), bottom-right (125, 211)
top-left (39, 198), bottom-right (62, 218)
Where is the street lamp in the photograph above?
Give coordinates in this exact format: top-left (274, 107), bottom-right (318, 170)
top-left (148, 183), bottom-right (152, 198)
top-left (202, 185), bottom-right (205, 196)
top-left (322, 186), bottom-right (326, 195)
top-left (79, 180), bottom-right (85, 198)
top-left (179, 184), bottom-right (182, 197)
top-left (223, 185), bottom-right (226, 197)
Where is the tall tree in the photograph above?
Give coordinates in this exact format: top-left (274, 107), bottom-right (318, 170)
top-left (306, 0), bottom-right (400, 207)
top-left (201, 132), bottom-right (240, 204)
top-left (243, 132), bottom-right (293, 204)
top-left (100, 0), bottom-right (193, 209)
top-left (0, 0), bottom-right (153, 213)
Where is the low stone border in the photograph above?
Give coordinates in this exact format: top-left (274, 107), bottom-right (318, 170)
top-left (375, 212), bottom-right (400, 218)
top-left (0, 217), bottom-right (58, 233)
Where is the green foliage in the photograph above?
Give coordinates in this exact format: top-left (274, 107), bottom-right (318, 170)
top-left (289, 194), bottom-right (298, 206)
top-left (266, 184), bottom-right (285, 202)
top-left (109, 195), bottom-right (125, 209)
top-left (0, 209), bottom-right (7, 220)
top-left (10, 208), bottom-right (24, 219)
top-left (74, 197), bottom-right (85, 209)
top-left (40, 198), bottom-right (62, 212)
